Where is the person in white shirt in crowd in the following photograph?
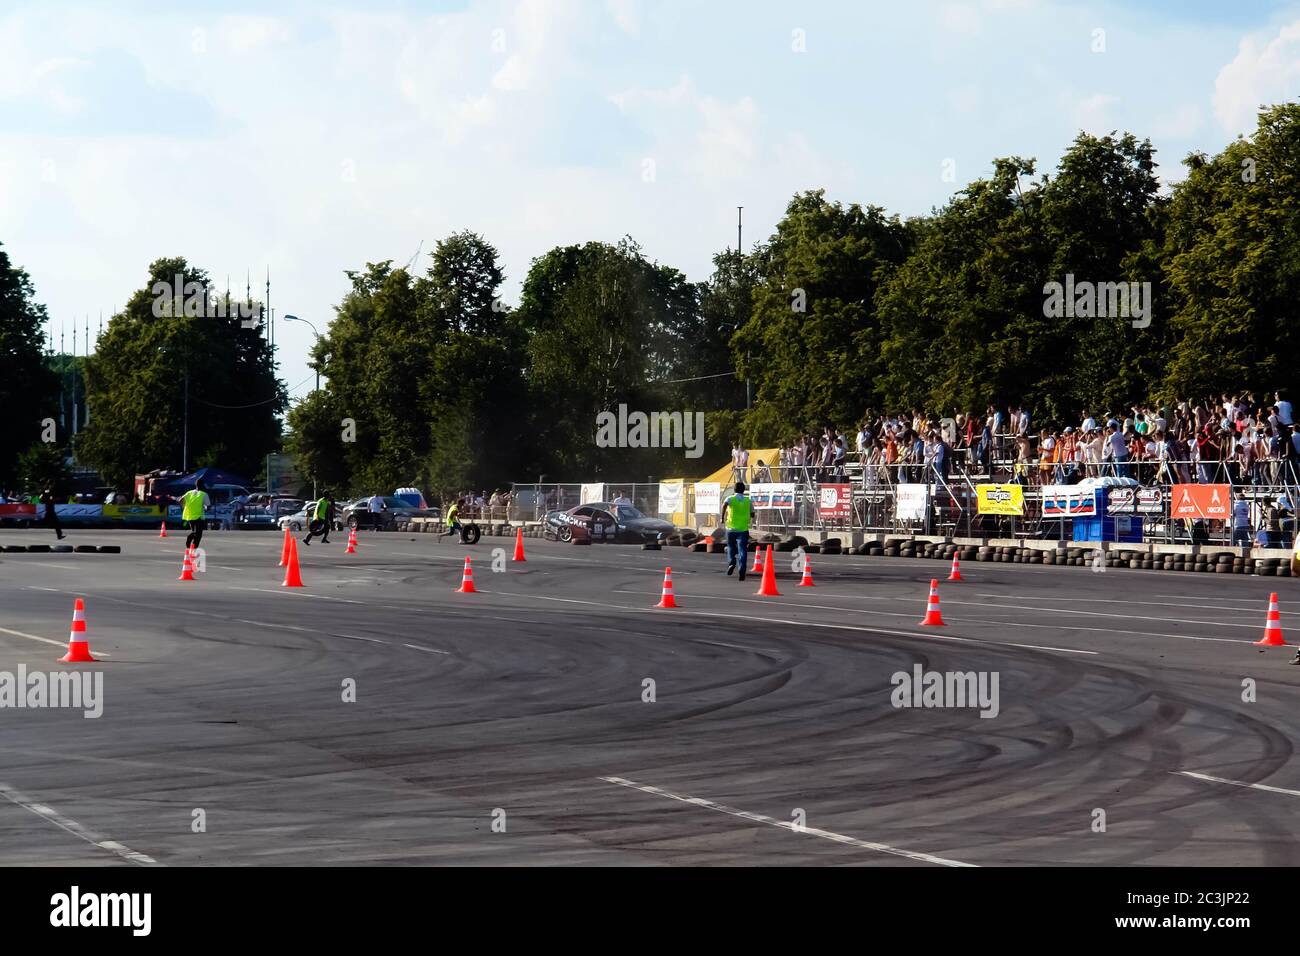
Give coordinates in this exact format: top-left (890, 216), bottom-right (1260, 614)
top-left (1232, 491), bottom-right (1253, 546)
top-left (1080, 410), bottom-right (1097, 434)
top-left (368, 493), bottom-right (386, 514)
top-left (612, 490), bottom-right (632, 507)
top-left (1276, 391), bottom-right (1293, 427)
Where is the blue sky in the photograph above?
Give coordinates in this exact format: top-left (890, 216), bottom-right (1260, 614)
top-left (3, 0), bottom-right (1300, 400)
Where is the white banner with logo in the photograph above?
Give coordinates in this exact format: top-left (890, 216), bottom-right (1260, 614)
top-left (692, 482), bottom-right (720, 521)
top-left (581, 483), bottom-right (606, 504)
top-left (749, 483), bottom-right (796, 509)
top-left (895, 483), bottom-right (930, 521)
top-left (658, 481), bottom-right (683, 514)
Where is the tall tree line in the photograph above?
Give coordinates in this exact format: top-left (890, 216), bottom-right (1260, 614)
top-left (6, 103), bottom-right (1300, 492)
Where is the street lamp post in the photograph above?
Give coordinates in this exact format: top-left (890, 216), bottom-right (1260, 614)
top-left (283, 314), bottom-right (321, 392)
top-left (284, 313), bottom-right (322, 498)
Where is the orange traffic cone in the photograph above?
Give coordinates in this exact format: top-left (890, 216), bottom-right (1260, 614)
top-left (947, 551), bottom-right (962, 582)
top-left (655, 567), bottom-right (679, 608)
top-left (751, 545), bottom-right (765, 575)
top-left (159, 521), bottom-right (167, 538)
top-left (513, 527), bottom-right (526, 562)
top-left (1255, 592), bottom-right (1287, 646)
top-left (756, 544), bottom-right (781, 596)
top-left (798, 555), bottom-right (815, 587)
top-left (919, 579), bottom-right (945, 626)
top-left (345, 527), bottom-right (357, 554)
top-left (178, 548), bottom-right (196, 581)
top-left (278, 525), bottom-right (291, 567)
top-left (281, 536), bottom-right (304, 588)
top-left (58, 598), bottom-right (97, 663)
top-left (456, 556), bottom-right (477, 593)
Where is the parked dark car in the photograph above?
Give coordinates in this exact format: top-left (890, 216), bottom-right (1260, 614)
top-left (340, 496), bottom-right (434, 531)
top-left (542, 502), bottom-right (675, 543)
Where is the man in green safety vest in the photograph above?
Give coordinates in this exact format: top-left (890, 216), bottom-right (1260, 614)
top-left (721, 480), bottom-right (752, 582)
top-left (303, 492), bottom-right (333, 545)
top-left (441, 498), bottom-right (462, 541)
top-left (181, 480), bottom-right (210, 552)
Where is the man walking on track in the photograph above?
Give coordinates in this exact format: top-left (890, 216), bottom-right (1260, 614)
top-left (181, 480), bottom-right (210, 552)
top-left (303, 493), bottom-right (334, 545)
top-left (721, 480), bottom-right (752, 582)
top-left (40, 486), bottom-right (65, 541)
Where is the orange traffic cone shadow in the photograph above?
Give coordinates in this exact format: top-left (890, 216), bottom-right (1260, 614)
top-left (798, 555), bottom-right (815, 587)
top-left (281, 536), bottom-right (304, 588)
top-left (919, 579), bottom-right (945, 626)
top-left (159, 521), bottom-right (168, 538)
top-left (345, 527), bottom-right (358, 554)
top-left (1255, 592), bottom-right (1287, 646)
top-left (513, 527), bottom-right (526, 562)
top-left (457, 556), bottom-right (477, 593)
top-left (656, 567), bottom-right (678, 608)
top-left (278, 525), bottom-right (292, 567)
top-left (756, 544), bottom-right (780, 596)
top-left (178, 548), bottom-right (196, 582)
top-left (58, 597), bottom-right (97, 663)
top-left (947, 551), bottom-right (962, 582)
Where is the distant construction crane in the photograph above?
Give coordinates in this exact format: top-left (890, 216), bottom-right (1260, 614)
top-left (405, 240), bottom-right (424, 273)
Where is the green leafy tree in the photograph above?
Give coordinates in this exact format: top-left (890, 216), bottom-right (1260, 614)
top-left (0, 243), bottom-right (60, 489)
top-left (77, 257), bottom-right (285, 487)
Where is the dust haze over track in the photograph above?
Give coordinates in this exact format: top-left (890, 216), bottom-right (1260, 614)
top-left (0, 528), bottom-right (1297, 866)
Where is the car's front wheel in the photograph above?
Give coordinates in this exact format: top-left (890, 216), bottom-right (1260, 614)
top-left (290, 521), bottom-right (302, 532)
top-left (557, 525), bottom-right (572, 542)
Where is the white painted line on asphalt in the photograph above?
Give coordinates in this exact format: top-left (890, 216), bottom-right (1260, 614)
top-left (0, 782), bottom-right (159, 866)
top-left (976, 593), bottom-right (1274, 616)
top-left (598, 775), bottom-right (974, 867)
top-left (1176, 771), bottom-right (1300, 798)
top-left (610, 588), bottom-right (1251, 646)
top-left (0, 626), bottom-right (111, 656)
top-left (403, 643), bottom-right (450, 654)
top-left (502, 590), bottom-right (1098, 655)
top-left (228, 586), bottom-right (368, 605)
top-left (0, 626), bottom-right (68, 648)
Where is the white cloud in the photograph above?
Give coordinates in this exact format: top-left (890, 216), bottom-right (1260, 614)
top-left (1213, 20), bottom-right (1300, 134)
top-left (1073, 92), bottom-right (1118, 133)
top-left (607, 0), bottom-right (641, 36)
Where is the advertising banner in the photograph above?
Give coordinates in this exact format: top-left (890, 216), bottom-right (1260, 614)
top-left (1170, 484), bottom-right (1230, 520)
top-left (895, 483), bottom-right (930, 521)
top-left (976, 484), bottom-right (1024, 516)
top-left (45, 504), bottom-right (104, 519)
top-left (103, 504), bottom-right (164, 520)
top-left (749, 483), bottom-right (796, 509)
top-left (1042, 485), bottom-right (1097, 518)
top-left (580, 483), bottom-right (606, 505)
top-left (692, 482), bottom-right (721, 518)
top-left (657, 481), bottom-right (683, 514)
top-left (1106, 487), bottom-right (1164, 515)
top-left (818, 484), bottom-right (852, 520)
top-left (0, 503), bottom-right (37, 517)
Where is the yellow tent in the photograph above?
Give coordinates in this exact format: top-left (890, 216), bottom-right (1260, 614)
top-left (663, 449), bottom-right (781, 527)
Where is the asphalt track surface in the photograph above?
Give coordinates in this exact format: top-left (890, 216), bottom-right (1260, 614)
top-left (1, 527), bottom-right (1298, 867)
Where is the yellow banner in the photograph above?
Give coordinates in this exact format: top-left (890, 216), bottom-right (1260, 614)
top-left (103, 504), bottom-right (163, 519)
top-left (976, 484), bottom-right (1025, 516)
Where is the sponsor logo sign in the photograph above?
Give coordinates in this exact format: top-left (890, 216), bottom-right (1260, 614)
top-left (1042, 485), bottom-right (1097, 517)
top-left (749, 483), bottom-right (796, 509)
top-left (1106, 487), bottom-right (1164, 515)
top-left (818, 484), bottom-right (851, 520)
top-left (1170, 484), bottom-right (1229, 520)
top-left (657, 481), bottom-right (683, 515)
top-left (692, 482), bottom-right (720, 518)
top-left (895, 483), bottom-right (930, 521)
top-left (976, 484), bottom-right (1024, 516)
top-left (103, 504), bottom-right (164, 519)
top-left (580, 483), bottom-right (606, 505)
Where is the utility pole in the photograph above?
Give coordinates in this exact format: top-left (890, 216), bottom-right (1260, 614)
top-left (183, 366), bottom-right (190, 473)
top-left (739, 206), bottom-right (751, 410)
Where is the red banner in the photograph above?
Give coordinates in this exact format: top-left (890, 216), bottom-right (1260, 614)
top-left (0, 503), bottom-right (36, 516)
top-left (1170, 484), bottom-right (1230, 520)
top-left (818, 484), bottom-right (851, 520)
